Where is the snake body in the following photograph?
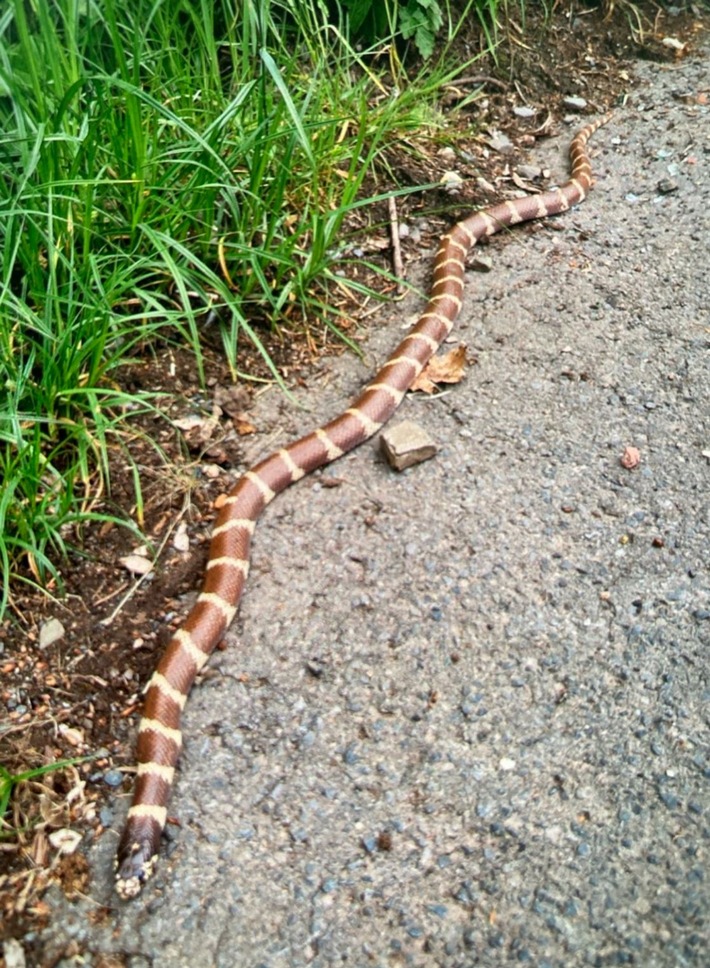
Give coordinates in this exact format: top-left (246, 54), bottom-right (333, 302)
top-left (115, 114), bottom-right (611, 899)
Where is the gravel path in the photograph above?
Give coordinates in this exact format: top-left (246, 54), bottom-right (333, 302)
top-left (30, 41), bottom-right (708, 968)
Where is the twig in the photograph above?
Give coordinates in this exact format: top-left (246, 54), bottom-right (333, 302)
top-left (388, 195), bottom-right (405, 295)
top-left (447, 74), bottom-right (509, 92)
top-left (99, 495), bottom-right (192, 627)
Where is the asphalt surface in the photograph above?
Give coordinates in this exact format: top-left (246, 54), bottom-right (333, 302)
top-left (31, 42), bottom-right (708, 968)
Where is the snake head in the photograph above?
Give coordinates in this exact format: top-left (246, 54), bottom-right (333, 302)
top-left (115, 838), bottom-right (158, 900)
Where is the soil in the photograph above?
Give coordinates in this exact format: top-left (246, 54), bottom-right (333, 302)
top-left (1, 0), bottom-right (707, 962)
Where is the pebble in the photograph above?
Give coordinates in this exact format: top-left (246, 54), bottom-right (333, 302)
top-left (380, 421), bottom-right (438, 471)
top-left (563, 96), bottom-right (588, 110)
top-left (513, 106), bottom-right (537, 118)
top-left (437, 146), bottom-right (457, 162)
top-left (39, 618), bottom-right (65, 650)
top-left (517, 163), bottom-right (542, 180)
top-left (99, 807), bottom-right (114, 826)
top-left (2, 938), bottom-right (26, 968)
top-left (471, 253), bottom-right (493, 272)
top-left (440, 169), bottom-right (463, 193)
top-left (102, 769), bottom-right (124, 788)
top-left (486, 131), bottom-right (514, 154)
top-left (659, 791), bottom-right (680, 810)
top-left (343, 743), bottom-right (359, 765)
top-left (362, 836), bottom-right (378, 854)
top-left (427, 904), bottom-right (448, 918)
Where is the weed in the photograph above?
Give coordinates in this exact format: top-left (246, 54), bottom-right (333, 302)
top-left (0, 754), bottom-right (96, 838)
top-left (0, 0), bottom-right (494, 614)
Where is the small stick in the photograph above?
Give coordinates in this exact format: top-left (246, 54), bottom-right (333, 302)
top-left (447, 74), bottom-right (509, 92)
top-left (388, 195), bottom-right (405, 295)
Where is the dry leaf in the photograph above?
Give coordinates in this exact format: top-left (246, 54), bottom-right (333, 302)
top-left (620, 446), bottom-right (641, 470)
top-left (410, 344), bottom-right (468, 395)
top-left (214, 383), bottom-right (251, 416)
top-left (172, 414), bottom-right (208, 432)
top-left (172, 523), bottom-right (190, 552)
top-left (174, 412), bottom-right (220, 450)
top-left (233, 413), bottom-right (257, 435)
top-left (48, 829), bottom-right (82, 856)
top-left (57, 724), bottom-right (84, 748)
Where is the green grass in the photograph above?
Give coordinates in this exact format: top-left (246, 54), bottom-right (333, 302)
top-left (0, 753), bottom-right (97, 838)
top-left (0, 0), bottom-right (501, 616)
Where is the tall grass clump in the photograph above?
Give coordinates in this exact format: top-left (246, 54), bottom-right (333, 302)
top-left (0, 0), bottom-right (495, 614)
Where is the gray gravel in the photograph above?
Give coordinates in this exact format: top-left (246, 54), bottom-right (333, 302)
top-left (32, 43), bottom-right (708, 968)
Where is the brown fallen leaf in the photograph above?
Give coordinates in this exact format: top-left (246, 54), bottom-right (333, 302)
top-left (410, 344), bottom-right (469, 395)
top-left (620, 446), bottom-right (641, 470)
top-left (213, 383), bottom-right (251, 416)
top-left (233, 413), bottom-right (257, 435)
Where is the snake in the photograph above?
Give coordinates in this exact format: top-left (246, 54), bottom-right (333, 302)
top-left (115, 113), bottom-right (611, 899)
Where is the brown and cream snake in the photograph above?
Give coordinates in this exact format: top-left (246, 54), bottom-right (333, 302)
top-left (115, 113), bottom-right (611, 899)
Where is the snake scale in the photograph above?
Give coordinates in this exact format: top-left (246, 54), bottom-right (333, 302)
top-left (115, 114), bottom-right (611, 899)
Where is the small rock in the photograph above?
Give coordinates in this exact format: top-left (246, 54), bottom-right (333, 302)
top-left (657, 177), bottom-right (678, 194)
top-left (620, 446), bottom-right (641, 469)
top-left (477, 175), bottom-right (497, 193)
top-left (440, 170), bottom-right (463, 193)
top-left (103, 769), bottom-right (125, 788)
top-left (513, 106), bottom-right (537, 119)
top-left (563, 96), bottom-right (588, 111)
top-left (2, 939), bottom-right (26, 968)
top-left (517, 164), bottom-right (543, 181)
top-left (173, 523), bottom-right (190, 552)
top-left (486, 131), bottom-right (514, 154)
top-left (471, 254), bottom-right (493, 272)
top-left (39, 618), bottom-right (66, 650)
top-left (661, 36), bottom-right (686, 51)
top-left (380, 421), bottom-right (438, 471)
top-left (99, 806), bottom-right (115, 826)
top-left (499, 757), bottom-right (516, 771)
top-left (437, 146), bottom-right (457, 162)
top-left (57, 724), bottom-right (85, 748)
top-left (362, 835), bottom-right (378, 854)
top-left (428, 904), bottom-right (449, 918)
top-left (119, 553), bottom-right (154, 577)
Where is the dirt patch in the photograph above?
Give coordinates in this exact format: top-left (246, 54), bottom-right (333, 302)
top-left (1, 0), bottom-right (707, 954)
